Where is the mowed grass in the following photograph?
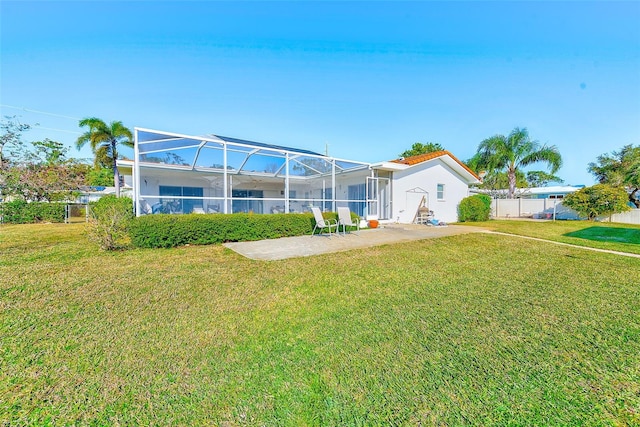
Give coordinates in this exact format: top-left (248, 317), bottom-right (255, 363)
top-left (460, 219), bottom-right (640, 255)
top-left (1, 224), bottom-right (639, 426)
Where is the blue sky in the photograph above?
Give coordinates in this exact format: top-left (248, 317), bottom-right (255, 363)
top-left (1, 1), bottom-right (639, 186)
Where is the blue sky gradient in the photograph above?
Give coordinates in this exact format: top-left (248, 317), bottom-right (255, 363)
top-left (2, 1), bottom-right (639, 186)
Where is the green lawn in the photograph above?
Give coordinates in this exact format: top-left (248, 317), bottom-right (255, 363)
top-left (1, 223), bottom-right (639, 426)
top-left (459, 219), bottom-right (640, 255)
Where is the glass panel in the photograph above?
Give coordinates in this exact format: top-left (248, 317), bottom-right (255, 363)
top-left (335, 160), bottom-right (367, 172)
top-left (140, 147), bottom-right (196, 166)
top-left (138, 137), bottom-right (202, 154)
top-left (158, 186), bottom-right (204, 213)
top-left (194, 145), bottom-right (226, 169)
top-left (241, 153), bottom-right (286, 174)
top-left (137, 130), bottom-right (182, 143)
top-left (226, 150), bottom-right (248, 171)
top-left (159, 185), bottom-right (183, 214)
top-left (232, 190), bottom-right (264, 214)
top-left (288, 156), bottom-right (332, 177)
top-left (348, 184), bottom-right (366, 217)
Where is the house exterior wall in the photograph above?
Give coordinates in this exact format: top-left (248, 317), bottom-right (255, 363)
top-left (390, 161), bottom-right (471, 223)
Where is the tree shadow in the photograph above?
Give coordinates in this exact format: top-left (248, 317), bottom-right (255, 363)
top-left (564, 226), bottom-right (640, 245)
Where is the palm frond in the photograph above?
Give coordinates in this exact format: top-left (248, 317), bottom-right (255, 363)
top-left (519, 145), bottom-right (562, 173)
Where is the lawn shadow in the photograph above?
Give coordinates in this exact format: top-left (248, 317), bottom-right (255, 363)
top-left (564, 226), bottom-right (640, 245)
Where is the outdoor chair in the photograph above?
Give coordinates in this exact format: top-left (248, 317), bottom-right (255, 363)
top-left (337, 206), bottom-right (360, 235)
top-left (311, 207), bottom-right (338, 237)
top-left (138, 199), bottom-right (152, 215)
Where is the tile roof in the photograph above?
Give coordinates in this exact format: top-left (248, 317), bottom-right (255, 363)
top-left (391, 150), bottom-right (480, 180)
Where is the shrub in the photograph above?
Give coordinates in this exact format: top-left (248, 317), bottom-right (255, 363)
top-left (129, 213), bottom-right (316, 248)
top-left (87, 196), bottom-right (134, 250)
top-left (458, 194), bottom-right (492, 222)
top-left (0, 200), bottom-right (65, 223)
top-left (563, 184), bottom-right (631, 221)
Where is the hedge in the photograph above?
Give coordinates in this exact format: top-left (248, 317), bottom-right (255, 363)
top-left (458, 194), bottom-right (492, 222)
top-left (128, 212), bottom-right (320, 248)
top-left (0, 200), bottom-right (65, 224)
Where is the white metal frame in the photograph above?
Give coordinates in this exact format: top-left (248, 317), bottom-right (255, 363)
top-left (133, 128), bottom-right (374, 217)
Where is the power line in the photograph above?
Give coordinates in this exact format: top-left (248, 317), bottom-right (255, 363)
top-left (33, 125), bottom-right (81, 135)
top-left (0, 104), bottom-right (81, 121)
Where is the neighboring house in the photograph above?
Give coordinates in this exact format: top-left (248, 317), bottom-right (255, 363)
top-left (118, 128), bottom-right (480, 224)
top-left (75, 186), bottom-right (133, 204)
top-left (471, 185), bottom-right (584, 200)
top-left (517, 185), bottom-right (585, 199)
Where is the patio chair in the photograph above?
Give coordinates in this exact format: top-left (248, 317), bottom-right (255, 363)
top-left (138, 199), bottom-right (152, 215)
top-left (311, 207), bottom-right (337, 237)
top-left (337, 206), bottom-right (360, 235)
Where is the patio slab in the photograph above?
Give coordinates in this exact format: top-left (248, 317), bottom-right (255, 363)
top-left (223, 223), bottom-right (487, 261)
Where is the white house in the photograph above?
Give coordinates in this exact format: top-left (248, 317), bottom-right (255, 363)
top-left (119, 128), bottom-right (480, 224)
top-left (371, 151), bottom-right (481, 223)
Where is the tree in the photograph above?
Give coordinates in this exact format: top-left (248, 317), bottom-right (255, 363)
top-left (464, 158), bottom-right (528, 198)
top-left (399, 142), bottom-right (444, 158)
top-left (77, 117), bottom-right (133, 197)
top-left (563, 184), bottom-right (631, 220)
top-left (2, 138), bottom-right (88, 202)
top-left (26, 138), bottom-right (68, 166)
top-left (86, 167), bottom-right (115, 186)
top-left (526, 171), bottom-right (564, 187)
top-left (588, 145), bottom-right (640, 208)
top-left (0, 116), bottom-right (31, 168)
top-left (470, 127), bottom-right (562, 198)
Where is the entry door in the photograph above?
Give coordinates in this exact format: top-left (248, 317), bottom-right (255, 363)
top-left (377, 177), bottom-right (390, 220)
top-left (366, 177), bottom-right (390, 220)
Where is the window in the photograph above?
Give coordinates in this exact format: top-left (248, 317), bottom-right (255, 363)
top-left (159, 185), bottom-right (203, 213)
top-left (348, 183), bottom-right (366, 217)
top-left (437, 184), bottom-right (445, 200)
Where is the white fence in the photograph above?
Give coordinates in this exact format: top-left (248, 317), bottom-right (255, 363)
top-left (491, 198), bottom-right (580, 220)
top-left (491, 198), bottom-right (640, 224)
top-left (599, 209), bottom-right (640, 225)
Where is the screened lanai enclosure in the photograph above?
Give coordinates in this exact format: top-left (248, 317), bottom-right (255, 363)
top-left (131, 128), bottom-right (390, 219)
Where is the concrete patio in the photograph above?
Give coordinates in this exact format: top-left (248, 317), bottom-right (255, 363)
top-left (223, 223), bottom-right (487, 260)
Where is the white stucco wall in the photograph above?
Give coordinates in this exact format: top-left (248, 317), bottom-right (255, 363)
top-left (391, 161), bottom-right (471, 224)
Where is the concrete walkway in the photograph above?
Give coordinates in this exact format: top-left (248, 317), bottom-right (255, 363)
top-left (223, 223), bottom-right (487, 261)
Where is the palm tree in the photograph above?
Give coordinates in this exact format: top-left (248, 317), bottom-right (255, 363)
top-left (472, 127), bottom-right (562, 198)
top-left (77, 118), bottom-right (133, 197)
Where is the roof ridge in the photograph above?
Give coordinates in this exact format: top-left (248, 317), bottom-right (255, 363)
top-left (391, 150), bottom-right (479, 180)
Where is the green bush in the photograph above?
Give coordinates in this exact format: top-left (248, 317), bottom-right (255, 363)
top-left (458, 194), bottom-right (492, 222)
top-left (0, 200), bottom-right (65, 223)
top-left (87, 196), bottom-right (134, 250)
top-left (129, 213), bottom-right (316, 248)
top-left (476, 193), bottom-right (492, 210)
